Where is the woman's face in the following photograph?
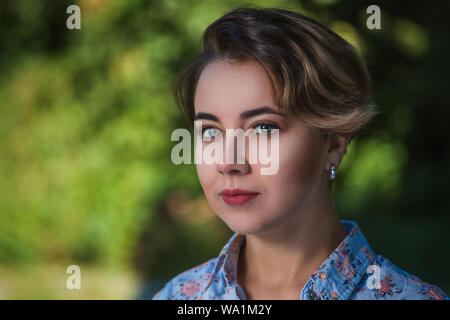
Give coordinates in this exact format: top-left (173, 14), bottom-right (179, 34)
top-left (194, 59), bottom-right (330, 235)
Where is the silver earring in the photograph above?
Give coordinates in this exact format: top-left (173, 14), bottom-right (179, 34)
top-left (330, 164), bottom-right (336, 179)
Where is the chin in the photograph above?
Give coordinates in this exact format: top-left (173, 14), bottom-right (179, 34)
top-left (219, 214), bottom-right (273, 235)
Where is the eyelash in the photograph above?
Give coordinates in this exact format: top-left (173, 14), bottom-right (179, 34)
top-left (201, 122), bottom-right (280, 137)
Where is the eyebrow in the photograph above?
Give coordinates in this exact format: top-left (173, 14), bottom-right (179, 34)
top-left (194, 106), bottom-right (286, 122)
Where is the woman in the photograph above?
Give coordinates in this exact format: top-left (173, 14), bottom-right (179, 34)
top-left (153, 7), bottom-right (447, 300)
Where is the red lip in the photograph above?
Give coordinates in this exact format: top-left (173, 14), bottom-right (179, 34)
top-left (220, 189), bottom-right (260, 206)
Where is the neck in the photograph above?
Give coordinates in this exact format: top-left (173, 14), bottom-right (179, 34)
top-left (237, 182), bottom-right (347, 288)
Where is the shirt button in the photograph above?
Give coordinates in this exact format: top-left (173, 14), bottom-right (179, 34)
top-left (307, 290), bottom-right (318, 300)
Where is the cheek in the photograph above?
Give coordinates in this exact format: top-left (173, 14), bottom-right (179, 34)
top-left (275, 133), bottom-right (325, 194)
top-left (196, 163), bottom-right (215, 193)
top-left (195, 163), bottom-right (226, 220)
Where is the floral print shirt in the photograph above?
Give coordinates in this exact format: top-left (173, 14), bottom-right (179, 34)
top-left (152, 220), bottom-right (448, 300)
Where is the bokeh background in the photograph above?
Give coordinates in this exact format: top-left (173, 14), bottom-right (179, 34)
top-left (0, 0), bottom-right (448, 299)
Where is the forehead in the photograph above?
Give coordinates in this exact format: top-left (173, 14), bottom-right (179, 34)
top-left (194, 60), bottom-right (277, 116)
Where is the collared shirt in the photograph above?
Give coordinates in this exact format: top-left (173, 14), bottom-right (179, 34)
top-left (152, 220), bottom-right (448, 300)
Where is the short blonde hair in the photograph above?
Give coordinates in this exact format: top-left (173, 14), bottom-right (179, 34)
top-left (175, 6), bottom-right (381, 140)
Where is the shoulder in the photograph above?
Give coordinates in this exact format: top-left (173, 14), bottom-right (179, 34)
top-left (152, 257), bottom-right (218, 300)
top-left (352, 254), bottom-right (448, 300)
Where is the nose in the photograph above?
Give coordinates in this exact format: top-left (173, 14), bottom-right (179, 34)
top-left (216, 162), bottom-right (250, 175)
top-left (216, 134), bottom-right (250, 175)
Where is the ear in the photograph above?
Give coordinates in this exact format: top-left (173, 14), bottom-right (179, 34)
top-left (325, 132), bottom-right (353, 171)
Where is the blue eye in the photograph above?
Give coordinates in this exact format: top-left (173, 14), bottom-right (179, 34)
top-left (254, 123), bottom-right (277, 134)
top-left (202, 127), bottom-right (222, 139)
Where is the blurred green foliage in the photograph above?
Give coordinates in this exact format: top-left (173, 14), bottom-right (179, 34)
top-left (0, 0), bottom-right (448, 297)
